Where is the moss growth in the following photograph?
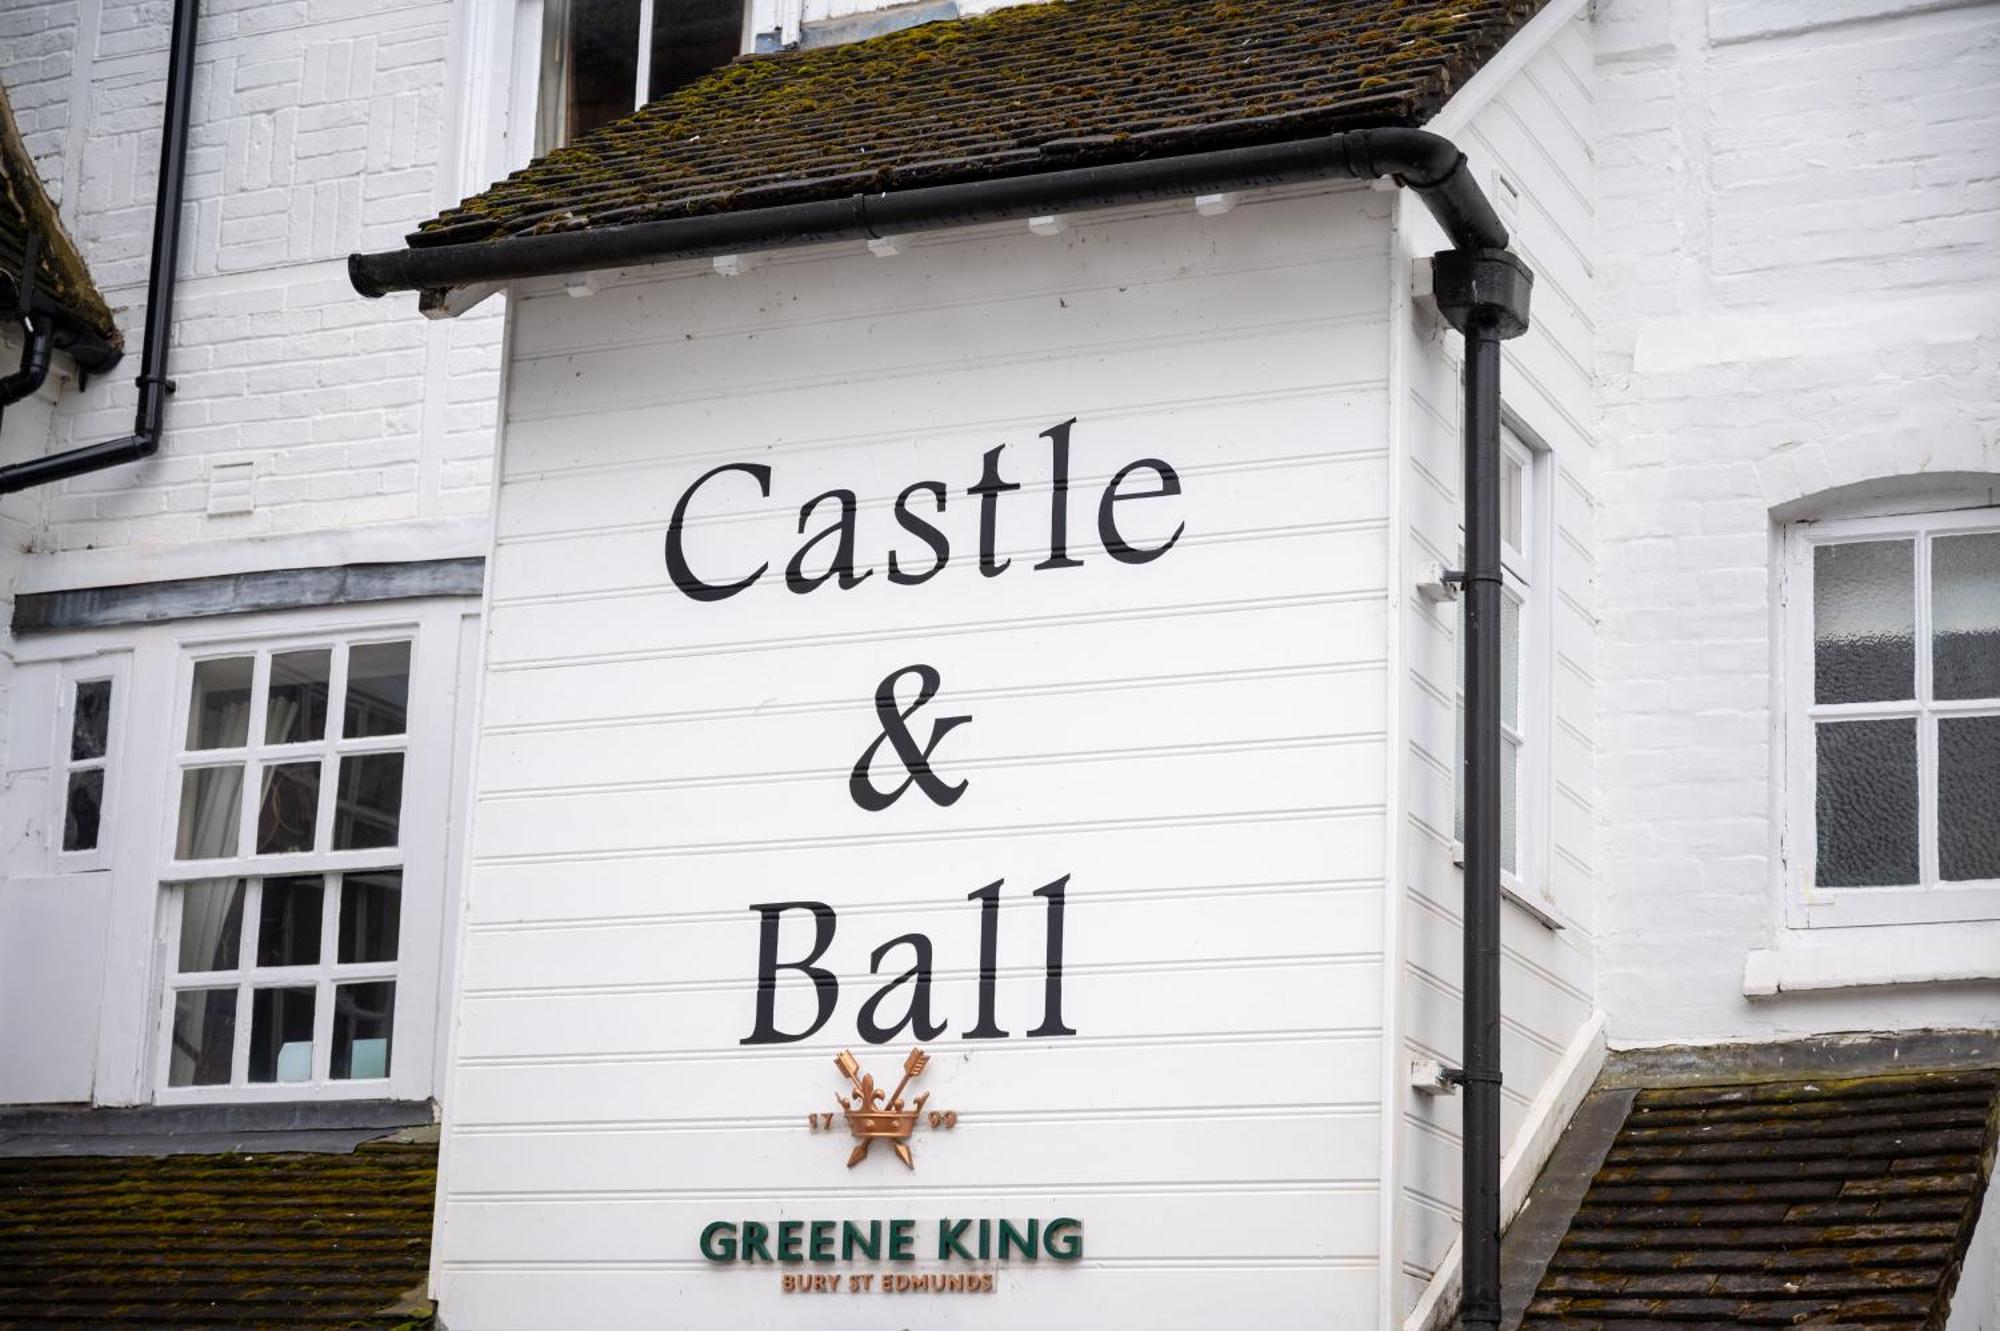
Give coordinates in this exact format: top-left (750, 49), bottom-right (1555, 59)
top-left (407, 0), bottom-right (1551, 247)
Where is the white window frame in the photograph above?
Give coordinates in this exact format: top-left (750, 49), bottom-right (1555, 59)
top-left (147, 611), bottom-right (463, 1105)
top-left (1454, 425), bottom-right (1550, 906)
top-left (52, 655), bottom-right (129, 873)
top-left (1783, 505), bottom-right (2000, 929)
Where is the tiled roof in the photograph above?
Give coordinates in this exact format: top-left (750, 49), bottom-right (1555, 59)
top-left (1524, 1069), bottom-right (2000, 1329)
top-left (0, 1138), bottom-right (437, 1327)
top-left (0, 80), bottom-right (119, 349)
top-left (413, 0), bottom-right (1548, 247)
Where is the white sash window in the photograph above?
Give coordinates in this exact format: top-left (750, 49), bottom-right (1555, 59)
top-left (1785, 506), bottom-right (2000, 927)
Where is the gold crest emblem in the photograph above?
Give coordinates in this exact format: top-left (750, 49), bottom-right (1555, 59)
top-left (823, 1047), bottom-right (954, 1170)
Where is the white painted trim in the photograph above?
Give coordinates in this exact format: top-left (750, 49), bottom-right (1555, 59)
top-left (1424, 0), bottom-right (1592, 137)
top-left (1744, 925), bottom-right (2000, 996)
top-left (1401, 1006), bottom-right (1609, 1331)
top-left (13, 518), bottom-right (493, 595)
top-left (427, 287), bottom-right (521, 1305)
top-left (1378, 188), bottom-right (1418, 1330)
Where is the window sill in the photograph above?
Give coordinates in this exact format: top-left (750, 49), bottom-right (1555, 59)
top-left (1743, 922), bottom-right (2000, 997)
top-left (1448, 841), bottom-right (1564, 931)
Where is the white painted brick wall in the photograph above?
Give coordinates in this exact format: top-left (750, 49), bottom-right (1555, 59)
top-left (8, 0), bottom-right (499, 571)
top-left (1594, 0), bottom-right (2000, 1046)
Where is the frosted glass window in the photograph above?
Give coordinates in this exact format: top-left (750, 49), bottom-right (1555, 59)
top-left (1815, 719), bottom-right (1920, 887)
top-left (1939, 716), bottom-right (2000, 883)
top-left (1932, 533), bottom-right (2000, 701)
top-left (1814, 540), bottom-right (1914, 704)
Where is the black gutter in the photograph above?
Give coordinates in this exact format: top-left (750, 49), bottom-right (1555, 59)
top-left (346, 119), bottom-right (1532, 1330)
top-left (0, 0), bottom-right (198, 495)
top-left (348, 127), bottom-right (1506, 300)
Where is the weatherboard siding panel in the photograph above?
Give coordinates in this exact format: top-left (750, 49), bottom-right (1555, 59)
top-left (447, 1033), bottom-right (1385, 1129)
top-left (432, 1265), bottom-right (1377, 1331)
top-left (443, 1114), bottom-right (1382, 1196)
top-left (474, 597), bottom-right (1389, 735)
top-left (474, 665), bottom-right (1384, 795)
top-left (441, 191), bottom-right (1400, 1326)
top-left (458, 882), bottom-right (1385, 996)
top-left (449, 958), bottom-right (1386, 1063)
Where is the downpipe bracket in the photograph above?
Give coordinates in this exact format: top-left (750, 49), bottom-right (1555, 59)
top-left (1430, 248), bottom-right (1533, 341)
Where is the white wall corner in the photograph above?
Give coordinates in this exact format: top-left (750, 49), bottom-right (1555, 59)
top-left (1402, 1007), bottom-right (1610, 1331)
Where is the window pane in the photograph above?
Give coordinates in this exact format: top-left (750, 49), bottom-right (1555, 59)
top-left (1933, 532), bottom-right (2000, 701)
top-left (63, 769), bottom-right (103, 853)
top-left (1501, 591), bottom-right (1522, 731)
top-left (256, 876), bottom-right (324, 968)
top-left (344, 642), bottom-right (411, 738)
top-left (333, 752), bottom-right (404, 849)
top-left (266, 650), bottom-right (331, 744)
top-left (648, 0), bottom-right (743, 99)
top-left (176, 765), bottom-right (243, 860)
top-left (169, 989), bottom-right (238, 1087)
top-left (1815, 718), bottom-right (1919, 887)
top-left (177, 880), bottom-right (246, 973)
top-left (1814, 540), bottom-right (1914, 704)
top-left (71, 679), bottom-right (112, 761)
top-left (1501, 737), bottom-right (1519, 877)
top-left (248, 987), bottom-right (315, 1084)
top-left (187, 657), bottom-right (254, 750)
top-left (331, 981), bottom-right (396, 1080)
top-left (339, 871), bottom-right (402, 964)
top-left (257, 762), bottom-right (321, 854)
top-left (1500, 451), bottom-right (1525, 559)
top-left (1939, 716), bottom-right (2000, 882)
top-left (548, 0), bottom-right (640, 146)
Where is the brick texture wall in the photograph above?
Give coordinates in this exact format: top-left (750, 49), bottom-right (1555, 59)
top-left (5, 0), bottom-right (500, 562)
top-left (1594, 0), bottom-right (2000, 1045)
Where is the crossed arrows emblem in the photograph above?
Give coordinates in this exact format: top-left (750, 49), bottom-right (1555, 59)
top-left (834, 1047), bottom-right (931, 1170)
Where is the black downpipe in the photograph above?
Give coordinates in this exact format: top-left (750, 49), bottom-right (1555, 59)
top-left (0, 0), bottom-right (198, 495)
top-left (0, 319), bottom-right (56, 430)
top-left (1434, 250), bottom-right (1532, 1331)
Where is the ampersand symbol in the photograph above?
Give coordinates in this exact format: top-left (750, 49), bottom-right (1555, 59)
top-left (849, 664), bottom-right (972, 812)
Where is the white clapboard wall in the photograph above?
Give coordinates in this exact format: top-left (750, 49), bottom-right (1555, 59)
top-left (439, 188), bottom-right (1401, 1329)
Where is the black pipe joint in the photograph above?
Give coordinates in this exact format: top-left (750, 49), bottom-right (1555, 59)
top-left (1431, 248), bottom-right (1533, 341)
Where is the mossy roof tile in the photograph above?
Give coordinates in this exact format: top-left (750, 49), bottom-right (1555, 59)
top-left (411, 0), bottom-right (1548, 247)
top-left (0, 1139), bottom-right (437, 1328)
top-left (1523, 1069), bottom-right (2000, 1329)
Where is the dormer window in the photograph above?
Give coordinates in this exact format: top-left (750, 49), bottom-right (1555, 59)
top-left (538, 0), bottom-right (746, 151)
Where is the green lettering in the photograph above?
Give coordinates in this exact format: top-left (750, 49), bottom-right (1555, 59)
top-left (937, 1218), bottom-right (973, 1260)
top-left (698, 1221), bottom-right (738, 1262)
